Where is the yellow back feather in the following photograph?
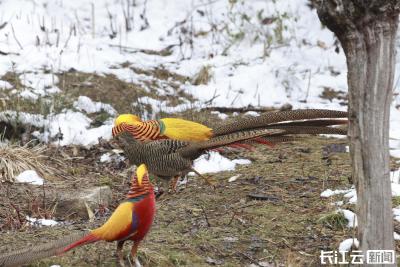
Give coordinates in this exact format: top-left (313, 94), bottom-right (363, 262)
top-left (91, 202), bottom-right (134, 241)
top-left (161, 118), bottom-right (213, 141)
top-left (115, 114), bottom-right (141, 126)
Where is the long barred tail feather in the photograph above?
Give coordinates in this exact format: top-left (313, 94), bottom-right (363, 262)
top-left (178, 129), bottom-right (286, 158)
top-left (266, 119), bottom-right (347, 128)
top-left (0, 231), bottom-right (88, 267)
top-left (179, 125), bottom-right (346, 158)
top-left (213, 109), bottom-right (347, 136)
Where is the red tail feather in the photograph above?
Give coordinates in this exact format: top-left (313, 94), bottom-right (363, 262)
top-left (253, 138), bottom-right (275, 147)
top-left (62, 233), bottom-right (100, 253)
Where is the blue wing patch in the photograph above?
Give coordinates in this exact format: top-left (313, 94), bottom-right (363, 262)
top-left (131, 211), bottom-right (139, 232)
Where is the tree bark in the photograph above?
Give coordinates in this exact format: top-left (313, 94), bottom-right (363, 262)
top-left (315, 1), bottom-right (400, 265)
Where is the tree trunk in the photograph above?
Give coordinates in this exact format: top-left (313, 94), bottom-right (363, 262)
top-left (315, 1), bottom-right (400, 265)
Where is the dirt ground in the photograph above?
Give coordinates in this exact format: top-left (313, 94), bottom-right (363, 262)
top-left (1, 70), bottom-right (400, 266)
top-left (1, 135), bottom-right (383, 267)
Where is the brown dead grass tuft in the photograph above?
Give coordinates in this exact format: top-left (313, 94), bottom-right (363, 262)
top-left (0, 142), bottom-right (61, 182)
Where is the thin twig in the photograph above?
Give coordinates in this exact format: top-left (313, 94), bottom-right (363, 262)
top-left (200, 206), bottom-right (211, 227)
top-left (11, 24), bottom-right (23, 50)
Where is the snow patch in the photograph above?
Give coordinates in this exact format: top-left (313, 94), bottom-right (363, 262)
top-left (0, 80), bottom-right (12, 90)
top-left (211, 111), bottom-right (228, 120)
top-left (99, 152), bottom-right (125, 163)
top-left (190, 151), bottom-right (251, 175)
top-left (394, 232), bottom-right (400, 240)
top-left (26, 216), bottom-right (58, 227)
top-left (100, 153), bottom-right (112, 163)
top-left (339, 209), bottom-right (357, 228)
top-left (344, 190), bottom-right (357, 204)
top-left (320, 188), bottom-right (352, 198)
top-left (338, 238), bottom-right (359, 252)
top-left (73, 96), bottom-right (116, 115)
top-left (391, 168), bottom-right (400, 183)
top-left (244, 111), bottom-right (260, 117)
top-left (45, 111), bottom-right (113, 146)
top-left (16, 170), bottom-right (44, 185)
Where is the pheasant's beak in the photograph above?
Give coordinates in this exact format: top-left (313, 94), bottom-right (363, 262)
top-left (136, 164), bottom-right (148, 187)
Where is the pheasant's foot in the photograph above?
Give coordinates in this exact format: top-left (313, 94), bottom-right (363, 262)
top-left (116, 241), bottom-right (126, 267)
top-left (190, 168), bottom-right (217, 188)
top-left (168, 175), bottom-right (180, 193)
top-left (130, 243), bottom-right (141, 267)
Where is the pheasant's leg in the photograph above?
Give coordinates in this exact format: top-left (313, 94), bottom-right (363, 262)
top-left (116, 240), bottom-right (126, 267)
top-left (130, 242), bottom-right (141, 267)
top-left (190, 168), bottom-right (216, 187)
top-left (169, 175), bottom-right (180, 192)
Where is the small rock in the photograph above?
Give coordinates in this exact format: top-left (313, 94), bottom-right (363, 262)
top-left (55, 186), bottom-right (112, 219)
top-left (206, 257), bottom-right (223, 265)
top-left (280, 103), bottom-right (293, 111)
top-left (223, 236), bottom-right (238, 242)
top-left (247, 193), bottom-right (280, 202)
top-left (228, 175), bottom-right (241, 182)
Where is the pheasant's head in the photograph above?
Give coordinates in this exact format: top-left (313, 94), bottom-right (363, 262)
top-left (136, 164), bottom-right (149, 187)
top-left (115, 114), bottom-right (142, 126)
top-left (127, 164), bottom-right (153, 198)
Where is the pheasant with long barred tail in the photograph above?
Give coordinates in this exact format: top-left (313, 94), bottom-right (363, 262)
top-left (0, 164), bottom-right (155, 267)
top-left (112, 110), bottom-right (347, 190)
top-left (114, 109), bottom-right (347, 144)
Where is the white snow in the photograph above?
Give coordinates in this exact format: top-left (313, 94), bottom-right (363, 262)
top-left (190, 151), bottom-right (251, 175)
top-left (20, 89), bottom-right (39, 100)
top-left (339, 209), bottom-right (358, 228)
top-left (100, 153), bottom-right (112, 163)
top-left (16, 170), bottom-right (44, 185)
top-left (99, 152), bottom-right (125, 163)
top-left (211, 111), bottom-right (228, 120)
top-left (320, 188), bottom-right (353, 198)
top-left (26, 216), bottom-right (58, 226)
top-left (0, 80), bottom-right (12, 90)
top-left (334, 201), bottom-right (344, 206)
top-left (394, 232), bottom-right (400, 240)
top-left (73, 96), bottom-right (116, 115)
top-left (394, 207), bottom-right (400, 222)
top-left (338, 238), bottom-right (359, 252)
top-left (391, 168), bottom-right (400, 183)
top-left (44, 111), bottom-right (113, 146)
top-left (0, 109), bottom-right (114, 146)
top-left (244, 111), bottom-right (260, 117)
top-left (136, 96), bottom-right (190, 118)
top-left (343, 190), bottom-right (357, 204)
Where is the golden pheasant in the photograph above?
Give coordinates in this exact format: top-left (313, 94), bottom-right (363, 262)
top-left (113, 109), bottom-right (347, 190)
top-left (0, 164), bottom-right (155, 267)
top-left (114, 109), bottom-right (347, 143)
top-left (112, 118), bottom-right (347, 191)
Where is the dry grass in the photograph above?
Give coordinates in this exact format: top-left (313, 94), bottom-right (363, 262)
top-left (0, 142), bottom-right (61, 182)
